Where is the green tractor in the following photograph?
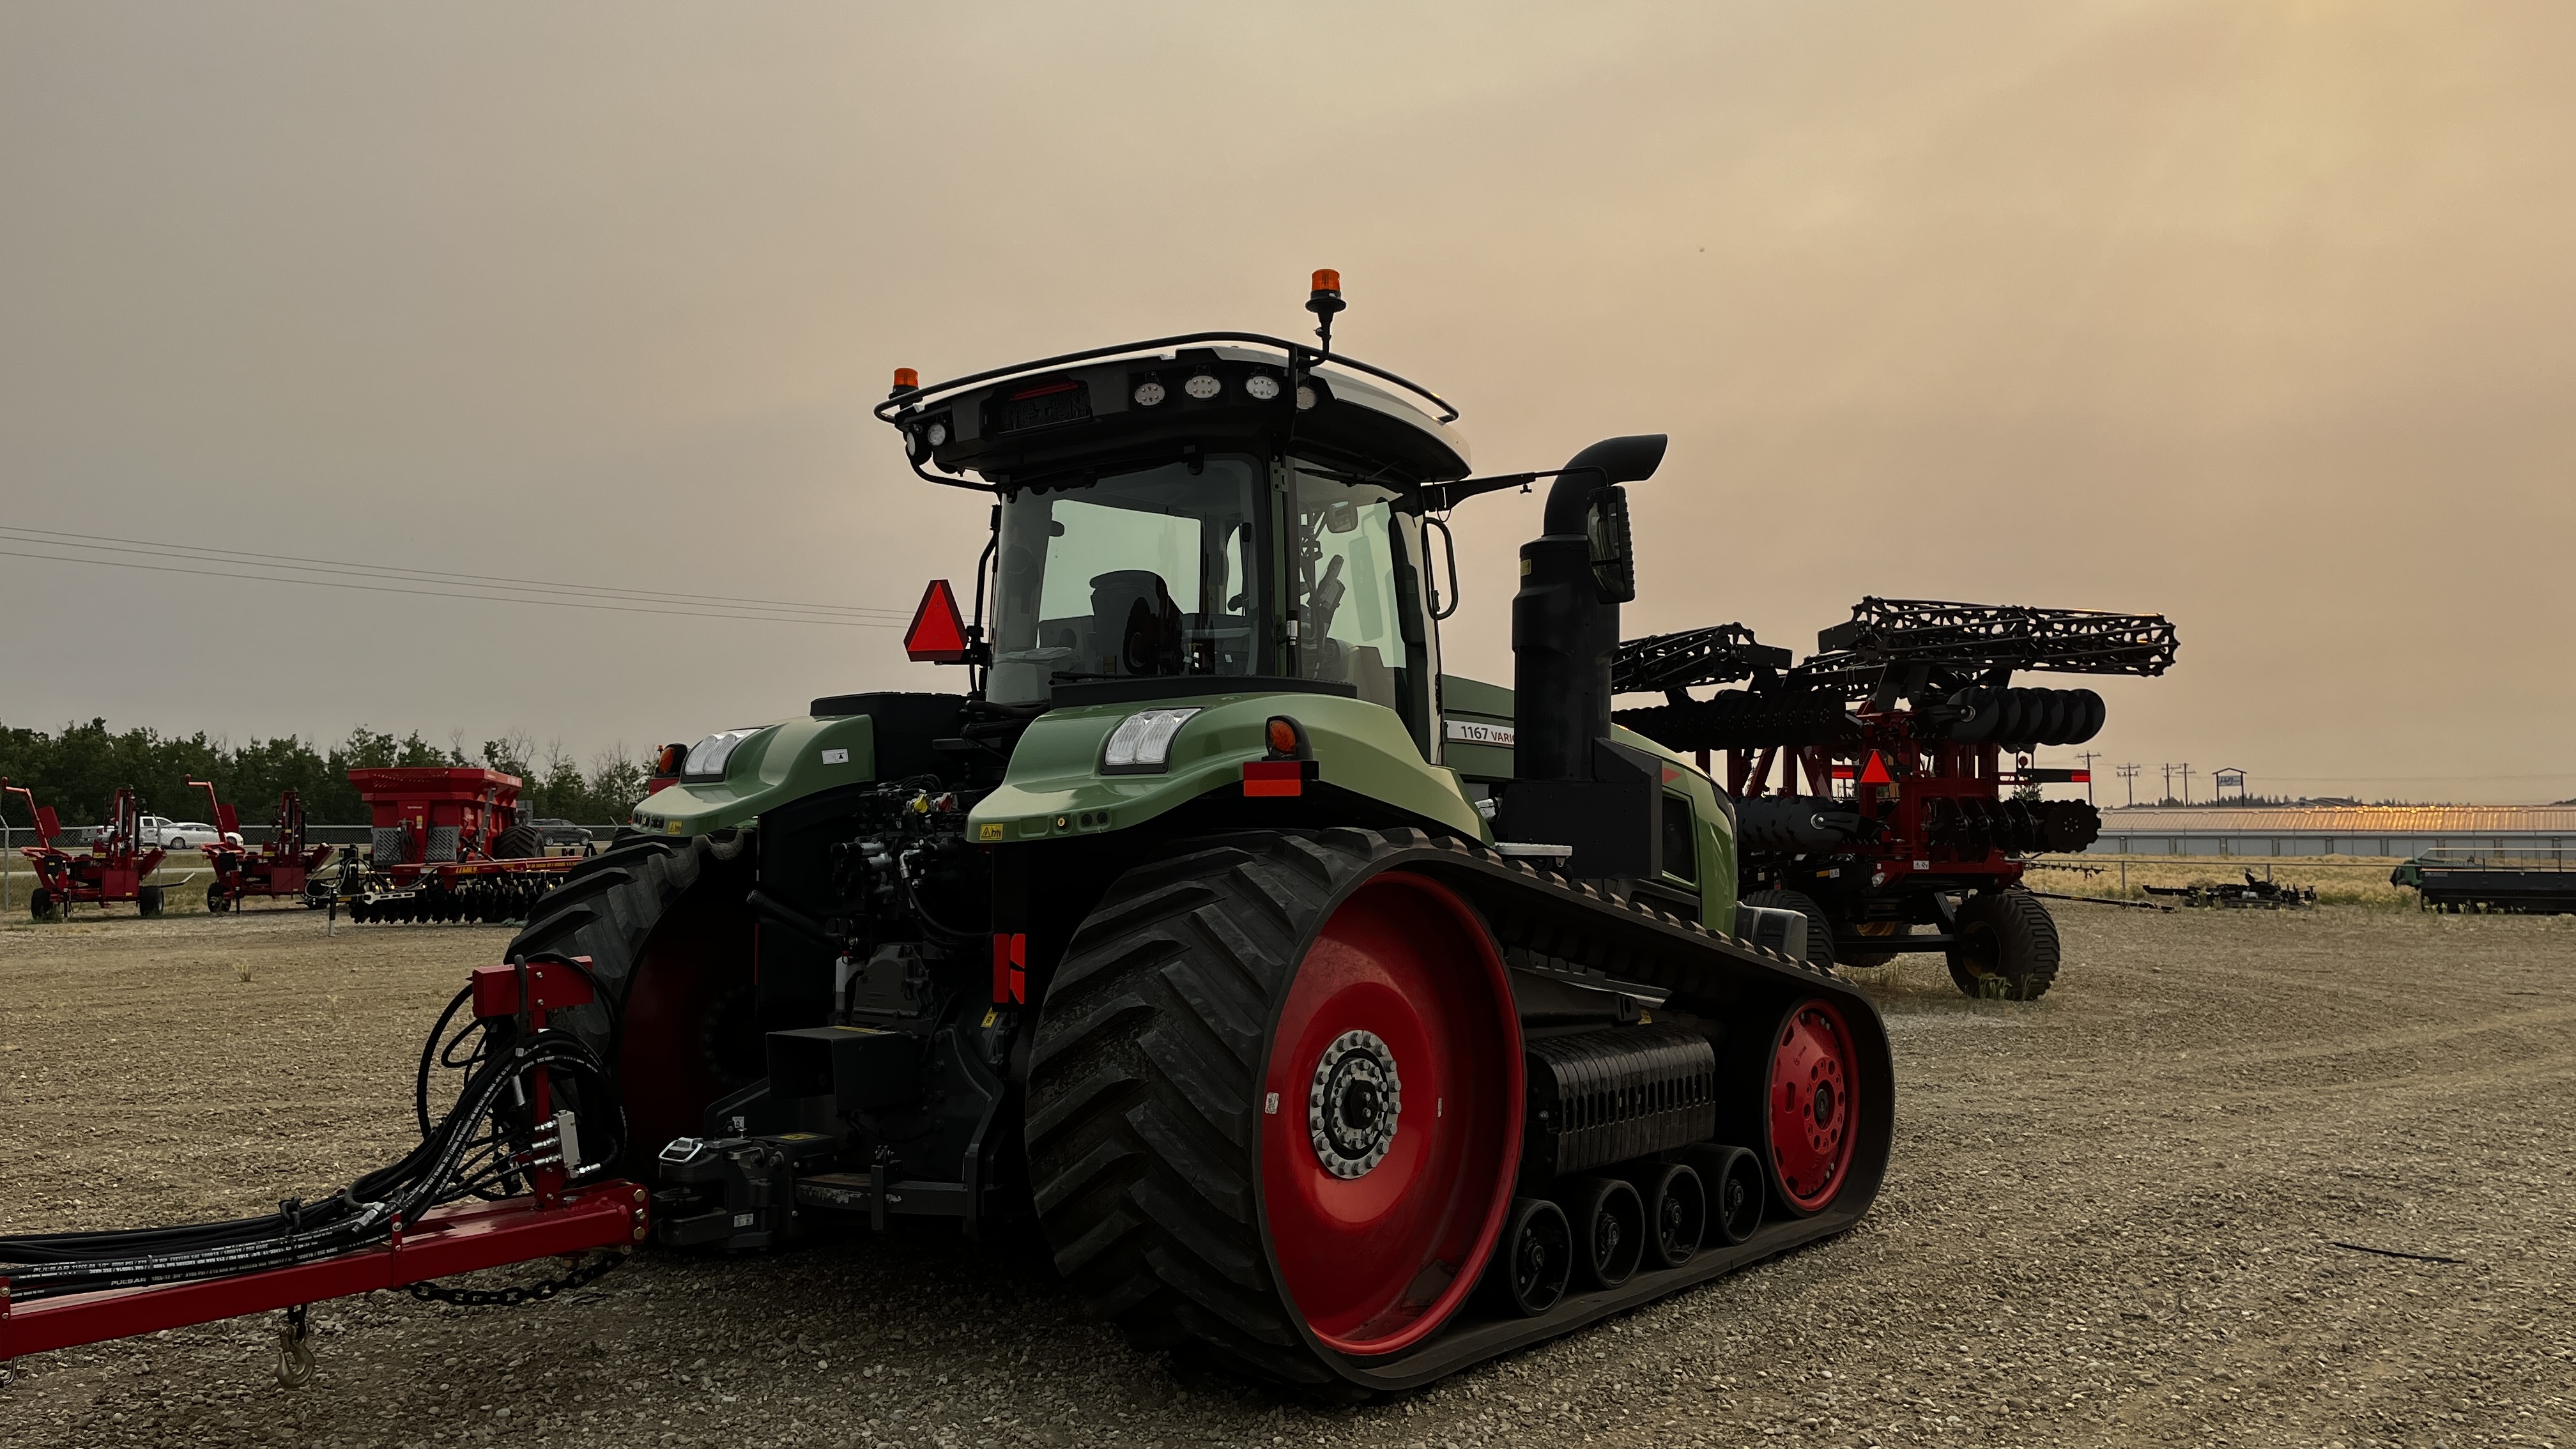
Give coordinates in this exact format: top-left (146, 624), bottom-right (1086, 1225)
top-left (510, 274), bottom-right (1892, 1390)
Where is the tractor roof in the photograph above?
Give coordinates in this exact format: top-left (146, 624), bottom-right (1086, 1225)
top-left (876, 333), bottom-right (1471, 493)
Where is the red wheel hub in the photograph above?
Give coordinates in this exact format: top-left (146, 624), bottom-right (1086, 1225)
top-left (1765, 998), bottom-right (1859, 1214)
top-left (1260, 871), bottom-right (1521, 1357)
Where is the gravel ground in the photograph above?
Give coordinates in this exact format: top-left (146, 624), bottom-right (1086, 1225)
top-left (3, 903), bottom-right (2571, 1446)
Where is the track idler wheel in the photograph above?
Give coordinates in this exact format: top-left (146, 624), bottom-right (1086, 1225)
top-left (1680, 1144), bottom-right (1765, 1245)
top-left (1625, 1160), bottom-right (1707, 1269)
top-left (1564, 1175), bottom-right (1646, 1289)
top-left (1260, 871), bottom-right (1520, 1354)
top-left (1028, 834), bottom-right (1522, 1384)
top-left (1478, 1197), bottom-right (1574, 1318)
top-left (1764, 999), bottom-right (1860, 1216)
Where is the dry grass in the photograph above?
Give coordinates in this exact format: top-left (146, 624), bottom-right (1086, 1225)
top-left (2025, 852), bottom-right (2415, 907)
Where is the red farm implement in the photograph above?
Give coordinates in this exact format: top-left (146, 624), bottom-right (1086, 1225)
top-left (4, 780), bottom-right (170, 922)
top-left (189, 779), bottom-right (335, 913)
top-left (334, 767), bottom-right (578, 924)
top-left (1614, 599), bottom-right (2179, 999)
top-left (0, 957), bottom-right (648, 1379)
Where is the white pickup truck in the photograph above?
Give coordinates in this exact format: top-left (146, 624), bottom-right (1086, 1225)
top-left (137, 815), bottom-right (244, 850)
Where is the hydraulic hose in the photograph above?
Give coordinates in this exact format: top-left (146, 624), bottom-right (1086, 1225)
top-left (0, 1029), bottom-right (615, 1302)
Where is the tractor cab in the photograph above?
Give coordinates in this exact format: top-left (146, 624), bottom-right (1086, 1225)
top-left (880, 277), bottom-right (1475, 762)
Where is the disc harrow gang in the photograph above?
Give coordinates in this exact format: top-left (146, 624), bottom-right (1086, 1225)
top-left (343, 871), bottom-right (570, 924)
top-left (325, 767), bottom-right (586, 925)
top-left (1612, 595), bottom-right (2176, 1001)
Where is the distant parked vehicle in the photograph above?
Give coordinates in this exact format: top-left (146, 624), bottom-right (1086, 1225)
top-left (137, 815), bottom-right (243, 850)
top-left (524, 818), bottom-right (594, 850)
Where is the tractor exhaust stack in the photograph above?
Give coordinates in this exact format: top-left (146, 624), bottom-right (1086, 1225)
top-left (1503, 434), bottom-right (1667, 875)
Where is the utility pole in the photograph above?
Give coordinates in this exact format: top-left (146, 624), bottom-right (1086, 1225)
top-left (2076, 751), bottom-right (2101, 806)
top-left (2180, 762), bottom-right (2193, 805)
top-left (2161, 762), bottom-right (2174, 805)
top-left (2116, 762), bottom-right (2140, 808)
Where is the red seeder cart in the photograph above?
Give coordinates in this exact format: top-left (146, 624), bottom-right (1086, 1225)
top-left (334, 767), bottom-right (579, 924)
top-left (189, 779), bottom-right (335, 913)
top-left (4, 779), bottom-right (170, 921)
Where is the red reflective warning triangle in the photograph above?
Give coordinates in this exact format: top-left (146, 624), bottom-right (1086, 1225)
top-left (1857, 751), bottom-right (1894, 785)
top-left (904, 579), bottom-right (970, 663)
top-left (992, 931), bottom-right (1025, 1005)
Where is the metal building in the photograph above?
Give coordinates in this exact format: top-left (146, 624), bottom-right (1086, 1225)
top-left (2085, 806), bottom-right (2576, 858)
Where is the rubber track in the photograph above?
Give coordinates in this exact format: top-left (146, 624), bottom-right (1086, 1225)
top-left (1024, 831), bottom-right (1340, 1384)
top-left (1025, 825), bottom-right (1894, 1391)
top-left (501, 834), bottom-right (717, 1075)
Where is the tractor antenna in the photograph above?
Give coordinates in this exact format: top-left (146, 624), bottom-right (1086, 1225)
top-left (1305, 269), bottom-right (1346, 363)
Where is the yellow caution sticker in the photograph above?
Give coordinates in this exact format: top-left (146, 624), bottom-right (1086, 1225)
top-left (666, 820), bottom-right (685, 835)
top-left (979, 822), bottom-right (1004, 841)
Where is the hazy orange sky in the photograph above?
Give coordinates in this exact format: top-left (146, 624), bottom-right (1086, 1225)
top-left (4, 3), bottom-right (2570, 802)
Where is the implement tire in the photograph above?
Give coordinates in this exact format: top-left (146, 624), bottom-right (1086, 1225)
top-left (1840, 921), bottom-right (1908, 969)
top-left (1946, 890), bottom-right (2060, 1001)
top-left (1741, 889), bottom-right (1835, 973)
top-left (1025, 830), bottom-right (1522, 1388)
top-left (502, 833), bottom-right (759, 1172)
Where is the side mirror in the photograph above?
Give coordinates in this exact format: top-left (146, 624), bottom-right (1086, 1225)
top-left (1586, 486), bottom-right (1635, 604)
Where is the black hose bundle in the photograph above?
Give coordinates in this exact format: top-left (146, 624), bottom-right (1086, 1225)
top-left (0, 1008), bottom-right (620, 1304)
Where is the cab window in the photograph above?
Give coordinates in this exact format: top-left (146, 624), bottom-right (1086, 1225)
top-left (1290, 463), bottom-right (1425, 718)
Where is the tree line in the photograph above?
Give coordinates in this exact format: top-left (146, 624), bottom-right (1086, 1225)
top-left (0, 719), bottom-right (653, 831)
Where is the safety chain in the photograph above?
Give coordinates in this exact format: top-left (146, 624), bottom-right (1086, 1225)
top-left (406, 1250), bottom-right (626, 1308)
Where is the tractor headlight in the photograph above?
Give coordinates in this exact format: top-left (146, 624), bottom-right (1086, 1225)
top-left (682, 729), bottom-right (763, 781)
top-left (1101, 708), bottom-right (1200, 774)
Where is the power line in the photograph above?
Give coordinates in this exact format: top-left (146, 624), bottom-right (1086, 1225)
top-left (0, 548), bottom-right (904, 628)
top-left (0, 525), bottom-right (914, 620)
